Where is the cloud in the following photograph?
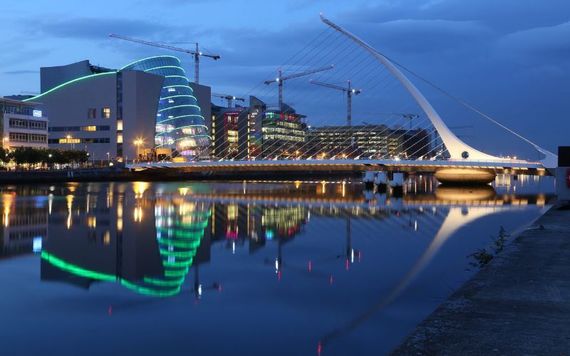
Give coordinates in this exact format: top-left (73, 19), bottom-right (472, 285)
top-left (2, 70), bottom-right (39, 75)
top-left (34, 18), bottom-right (169, 40)
top-left (359, 19), bottom-right (493, 53)
top-left (498, 21), bottom-right (570, 57)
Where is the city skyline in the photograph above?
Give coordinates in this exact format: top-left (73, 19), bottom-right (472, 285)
top-left (1, 0), bottom-right (568, 154)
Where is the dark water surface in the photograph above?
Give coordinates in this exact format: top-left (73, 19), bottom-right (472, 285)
top-left (0, 176), bottom-right (555, 355)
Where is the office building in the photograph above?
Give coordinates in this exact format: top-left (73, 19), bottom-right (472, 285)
top-left (210, 96), bottom-right (307, 160)
top-left (0, 98), bottom-right (48, 149)
top-left (307, 125), bottom-right (431, 159)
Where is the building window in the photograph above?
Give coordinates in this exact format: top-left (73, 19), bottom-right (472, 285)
top-left (82, 126), bottom-right (97, 132)
top-left (117, 133), bottom-right (123, 144)
top-left (116, 120), bottom-right (123, 131)
top-left (102, 107), bottom-right (111, 119)
top-left (88, 108), bottom-right (97, 119)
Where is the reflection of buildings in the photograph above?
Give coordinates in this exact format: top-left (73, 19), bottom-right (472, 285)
top-left (40, 183), bottom-right (210, 297)
top-left (0, 188), bottom-right (48, 258)
top-left (209, 202), bottom-right (309, 254)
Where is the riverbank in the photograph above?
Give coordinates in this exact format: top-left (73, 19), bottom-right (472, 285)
top-left (0, 167), bottom-right (362, 184)
top-left (393, 204), bottom-right (570, 355)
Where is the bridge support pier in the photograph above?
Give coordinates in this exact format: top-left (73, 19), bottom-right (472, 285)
top-left (434, 168), bottom-right (496, 185)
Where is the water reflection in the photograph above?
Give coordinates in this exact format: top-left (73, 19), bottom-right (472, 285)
top-left (0, 178), bottom-right (553, 300)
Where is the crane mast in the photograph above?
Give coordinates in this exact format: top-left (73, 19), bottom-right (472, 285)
top-left (310, 79), bottom-right (361, 126)
top-left (109, 34), bottom-right (220, 84)
top-left (265, 65), bottom-right (334, 110)
top-left (212, 93), bottom-right (245, 108)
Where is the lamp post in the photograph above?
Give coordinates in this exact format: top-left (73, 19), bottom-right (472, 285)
top-left (133, 137), bottom-right (144, 162)
top-left (66, 134), bottom-right (75, 150)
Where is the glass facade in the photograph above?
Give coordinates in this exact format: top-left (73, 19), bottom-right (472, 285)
top-left (121, 56), bottom-right (210, 157)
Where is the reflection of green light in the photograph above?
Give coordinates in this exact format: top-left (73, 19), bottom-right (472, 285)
top-left (120, 279), bottom-right (180, 298)
top-left (41, 207), bottom-right (211, 298)
top-left (143, 277), bottom-right (184, 286)
top-left (41, 251), bottom-right (116, 281)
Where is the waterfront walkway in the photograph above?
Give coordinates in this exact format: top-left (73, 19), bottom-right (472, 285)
top-left (394, 204), bottom-right (570, 355)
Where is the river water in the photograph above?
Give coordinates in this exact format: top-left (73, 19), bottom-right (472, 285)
top-left (0, 176), bottom-right (555, 355)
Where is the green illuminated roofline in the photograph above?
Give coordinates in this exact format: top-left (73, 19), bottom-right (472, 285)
top-left (23, 72), bottom-right (117, 102)
top-left (119, 55), bottom-right (181, 71)
top-left (145, 65), bottom-right (186, 73)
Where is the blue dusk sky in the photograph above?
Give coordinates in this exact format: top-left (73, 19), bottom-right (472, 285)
top-left (0, 0), bottom-right (568, 156)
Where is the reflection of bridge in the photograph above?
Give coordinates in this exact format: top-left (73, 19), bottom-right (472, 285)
top-left (127, 16), bottom-right (557, 184)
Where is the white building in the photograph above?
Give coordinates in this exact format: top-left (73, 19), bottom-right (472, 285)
top-left (0, 98), bottom-right (48, 149)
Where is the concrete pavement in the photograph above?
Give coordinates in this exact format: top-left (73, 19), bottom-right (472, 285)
top-left (393, 205), bottom-right (570, 355)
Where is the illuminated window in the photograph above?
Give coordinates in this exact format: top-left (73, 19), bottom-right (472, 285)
top-left (102, 107), bottom-right (111, 119)
top-left (117, 133), bottom-right (123, 143)
top-left (58, 138), bottom-right (80, 144)
top-left (82, 126), bottom-right (97, 132)
top-left (116, 120), bottom-right (123, 131)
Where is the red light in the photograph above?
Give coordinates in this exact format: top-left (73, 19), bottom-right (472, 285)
top-left (317, 341), bottom-right (323, 356)
top-left (308, 260), bottom-right (312, 272)
top-left (107, 306), bottom-right (113, 316)
top-left (566, 168), bottom-right (570, 188)
top-left (345, 259), bottom-right (350, 271)
top-left (329, 275), bottom-right (334, 285)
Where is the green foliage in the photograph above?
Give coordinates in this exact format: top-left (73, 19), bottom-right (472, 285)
top-left (6, 147), bottom-right (89, 166)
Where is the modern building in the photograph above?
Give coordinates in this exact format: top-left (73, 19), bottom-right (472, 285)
top-left (25, 60), bottom-right (161, 162)
top-left (24, 56), bottom-right (211, 162)
top-left (121, 56), bottom-right (210, 158)
top-left (0, 98), bottom-right (48, 150)
top-left (307, 125), bottom-right (431, 159)
top-left (210, 96), bottom-right (307, 160)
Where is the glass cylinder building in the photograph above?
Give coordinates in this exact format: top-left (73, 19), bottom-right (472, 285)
top-left (121, 56), bottom-right (210, 157)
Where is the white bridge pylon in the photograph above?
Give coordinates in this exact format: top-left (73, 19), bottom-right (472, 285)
top-left (320, 15), bottom-right (558, 169)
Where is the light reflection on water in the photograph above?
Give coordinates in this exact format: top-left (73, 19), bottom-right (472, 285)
top-left (0, 176), bottom-right (555, 355)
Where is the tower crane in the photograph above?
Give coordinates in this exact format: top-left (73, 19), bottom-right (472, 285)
top-left (264, 65), bottom-right (334, 109)
top-left (309, 80), bottom-right (361, 126)
top-left (212, 93), bottom-right (245, 108)
top-left (109, 34), bottom-right (220, 84)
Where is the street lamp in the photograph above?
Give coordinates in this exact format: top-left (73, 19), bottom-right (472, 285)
top-left (133, 137), bottom-right (144, 162)
top-left (66, 134), bottom-right (75, 150)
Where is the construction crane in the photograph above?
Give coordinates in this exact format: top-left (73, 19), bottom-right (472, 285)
top-left (212, 93), bottom-right (245, 108)
top-left (264, 65), bottom-right (334, 109)
top-left (310, 80), bottom-right (361, 126)
top-left (109, 34), bottom-right (221, 84)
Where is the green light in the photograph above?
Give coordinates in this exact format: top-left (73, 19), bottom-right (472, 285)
top-left (163, 84), bottom-right (195, 93)
top-left (165, 75), bottom-right (189, 81)
top-left (145, 65), bottom-right (186, 73)
top-left (157, 117), bottom-right (206, 125)
top-left (24, 72), bottom-right (116, 102)
top-left (119, 55), bottom-right (181, 71)
top-left (159, 94), bottom-right (197, 101)
top-left (158, 104), bottom-right (201, 113)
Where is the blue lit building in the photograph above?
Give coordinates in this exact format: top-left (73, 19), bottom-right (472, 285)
top-left (121, 56), bottom-right (210, 157)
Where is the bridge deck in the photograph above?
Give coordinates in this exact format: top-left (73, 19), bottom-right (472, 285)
top-left (127, 158), bottom-right (546, 175)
